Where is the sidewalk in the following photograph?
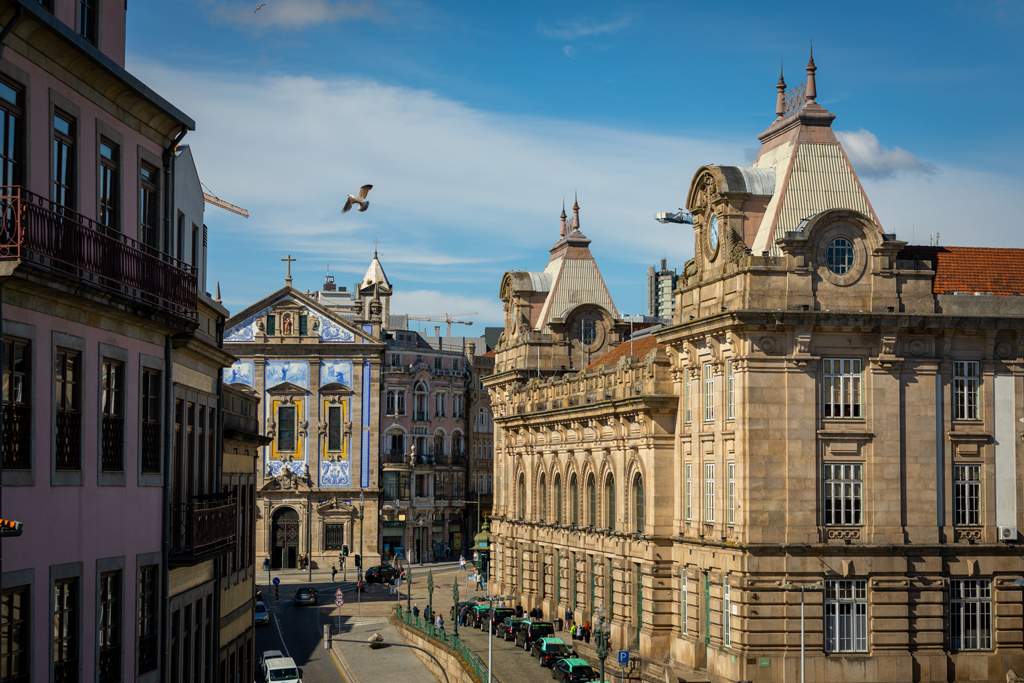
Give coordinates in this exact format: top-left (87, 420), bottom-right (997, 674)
top-left (324, 612), bottom-right (439, 683)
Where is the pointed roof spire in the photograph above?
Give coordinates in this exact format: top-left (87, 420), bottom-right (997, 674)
top-left (214, 281), bottom-right (222, 303)
top-left (775, 59), bottom-right (787, 117)
top-left (572, 192), bottom-right (580, 230)
top-left (560, 200), bottom-right (567, 238)
top-left (805, 42), bottom-right (817, 103)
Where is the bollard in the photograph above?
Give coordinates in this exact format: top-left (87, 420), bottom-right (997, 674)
top-left (324, 624), bottom-right (331, 649)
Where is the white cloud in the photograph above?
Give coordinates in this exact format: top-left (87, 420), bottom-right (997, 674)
top-left (210, 0), bottom-right (387, 31)
top-left (538, 17), bottom-right (631, 40)
top-left (836, 128), bottom-right (936, 179)
top-left (563, 45), bottom-right (577, 59)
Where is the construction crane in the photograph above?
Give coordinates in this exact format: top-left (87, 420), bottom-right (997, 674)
top-left (201, 183), bottom-right (249, 218)
top-left (407, 312), bottom-right (477, 337)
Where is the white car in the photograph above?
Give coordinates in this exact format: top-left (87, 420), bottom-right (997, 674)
top-left (254, 601), bottom-right (270, 626)
top-left (260, 650), bottom-right (285, 681)
top-left (264, 656), bottom-right (301, 683)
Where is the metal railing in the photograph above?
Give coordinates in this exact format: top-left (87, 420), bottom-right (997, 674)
top-left (98, 644), bottom-right (121, 683)
top-left (137, 634), bottom-right (158, 673)
top-left (141, 422), bottom-right (161, 474)
top-left (0, 185), bottom-right (198, 320)
top-left (55, 410), bottom-right (81, 470)
top-left (395, 606), bottom-right (489, 683)
top-left (100, 415), bottom-right (124, 472)
top-left (2, 402), bottom-right (31, 469)
top-left (170, 494), bottom-right (237, 562)
top-left (382, 452), bottom-right (409, 465)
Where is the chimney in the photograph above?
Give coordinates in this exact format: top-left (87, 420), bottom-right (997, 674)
top-left (435, 325), bottom-right (441, 338)
top-left (467, 341), bottom-right (476, 359)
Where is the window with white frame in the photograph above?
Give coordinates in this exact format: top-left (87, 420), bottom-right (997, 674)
top-left (823, 358), bottom-right (862, 418)
top-left (823, 464), bottom-right (862, 525)
top-left (953, 465), bottom-right (981, 526)
top-left (727, 462), bottom-right (736, 525)
top-left (435, 393), bottom-right (446, 417)
top-left (386, 390), bottom-right (397, 415)
top-left (704, 462), bottom-right (715, 523)
top-left (825, 580), bottom-right (867, 653)
top-left (434, 357), bottom-right (442, 371)
top-left (703, 364), bottom-right (714, 422)
top-left (723, 576), bottom-right (731, 647)
top-left (684, 463), bottom-right (692, 521)
top-left (727, 360), bottom-right (735, 420)
top-left (680, 574), bottom-right (688, 635)
top-left (684, 371), bottom-right (691, 424)
top-left (950, 579), bottom-right (992, 651)
top-left (953, 361), bottom-right (980, 421)
top-left (390, 353), bottom-right (401, 367)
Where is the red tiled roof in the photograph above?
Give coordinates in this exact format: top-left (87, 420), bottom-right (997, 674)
top-left (898, 246), bottom-right (1024, 296)
top-left (585, 335), bottom-right (663, 371)
top-left (480, 350), bottom-right (495, 358)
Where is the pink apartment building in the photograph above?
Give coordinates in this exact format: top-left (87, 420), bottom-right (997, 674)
top-left (0, 2), bottom-right (219, 683)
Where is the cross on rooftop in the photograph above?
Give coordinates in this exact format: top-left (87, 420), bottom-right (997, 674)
top-left (282, 254), bottom-right (296, 286)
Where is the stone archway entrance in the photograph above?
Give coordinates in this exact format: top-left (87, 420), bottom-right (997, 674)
top-left (272, 507), bottom-right (300, 569)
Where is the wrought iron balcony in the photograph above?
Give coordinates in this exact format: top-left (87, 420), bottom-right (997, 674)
top-left (2, 402), bottom-right (31, 469)
top-left (382, 451), bottom-right (409, 465)
top-left (169, 493), bottom-right (237, 565)
top-left (141, 421), bottom-right (161, 474)
top-left (101, 415), bottom-right (124, 472)
top-left (55, 409), bottom-right (81, 470)
top-left (0, 186), bottom-right (198, 321)
top-left (98, 645), bottom-right (121, 683)
top-left (138, 634), bottom-right (158, 674)
top-left (53, 659), bottom-right (78, 683)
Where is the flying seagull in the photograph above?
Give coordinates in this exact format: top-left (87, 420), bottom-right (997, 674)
top-left (254, 3), bottom-right (266, 11)
top-left (342, 184), bottom-right (373, 213)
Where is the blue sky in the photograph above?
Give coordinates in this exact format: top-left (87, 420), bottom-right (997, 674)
top-left (128, 1), bottom-right (1024, 329)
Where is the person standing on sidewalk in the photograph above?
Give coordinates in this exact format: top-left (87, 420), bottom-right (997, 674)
top-left (435, 613), bottom-right (444, 630)
top-left (332, 565), bottom-right (337, 583)
top-left (459, 554), bottom-right (466, 572)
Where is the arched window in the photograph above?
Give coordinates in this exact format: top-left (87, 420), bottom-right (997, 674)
top-left (554, 474), bottom-right (562, 524)
top-left (518, 474), bottom-right (526, 519)
top-left (414, 381), bottom-right (429, 421)
top-left (570, 474), bottom-right (579, 525)
top-left (539, 474), bottom-right (547, 521)
top-left (587, 474), bottom-right (596, 527)
top-left (606, 475), bottom-right (616, 530)
top-left (451, 432), bottom-right (464, 459)
top-left (433, 431), bottom-right (445, 460)
top-left (633, 474), bottom-right (645, 533)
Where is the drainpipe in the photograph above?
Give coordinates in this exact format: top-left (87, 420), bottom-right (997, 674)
top-left (160, 335), bottom-right (173, 681)
top-left (213, 316), bottom-right (225, 683)
top-left (162, 127), bottom-right (187, 259)
top-left (0, 283), bottom-right (4, 588)
top-left (0, 5), bottom-right (24, 61)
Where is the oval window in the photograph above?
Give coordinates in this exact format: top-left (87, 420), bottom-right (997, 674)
top-left (826, 237), bottom-right (855, 275)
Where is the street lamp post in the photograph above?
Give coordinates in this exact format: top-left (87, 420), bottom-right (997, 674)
top-left (358, 492), bottom-right (365, 617)
top-left (781, 583), bottom-right (824, 683)
top-left (452, 579), bottom-right (460, 638)
top-left (427, 570), bottom-right (435, 624)
top-left (594, 606), bottom-right (610, 683)
top-left (479, 592), bottom-right (513, 683)
top-left (406, 563), bottom-right (412, 615)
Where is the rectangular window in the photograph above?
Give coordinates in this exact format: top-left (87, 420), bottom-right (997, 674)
top-left (684, 463), bottom-right (692, 521)
top-left (327, 405), bottom-right (342, 451)
top-left (950, 579), bottom-right (992, 651)
top-left (101, 359), bottom-right (124, 472)
top-left (299, 314), bottom-right (308, 336)
top-left (397, 392), bottom-right (406, 415)
top-left (390, 353), bottom-right (400, 367)
top-left (54, 111), bottom-right (76, 211)
top-left (704, 462), bottom-right (715, 523)
top-left (53, 578), bottom-right (78, 680)
top-left (824, 463), bottom-right (863, 526)
top-left (727, 462), bottom-right (736, 525)
top-left (723, 577), bottom-right (731, 647)
top-left (684, 371), bottom-right (691, 424)
top-left (953, 361), bottom-right (980, 421)
top-left (277, 405), bottom-right (296, 452)
top-left (703, 364), bottom-right (714, 422)
top-left (823, 358), bottom-right (862, 418)
top-left (386, 391), bottom-right (396, 415)
top-left (0, 78), bottom-right (24, 187)
top-left (583, 320), bottom-right (597, 346)
top-left (1, 585), bottom-right (30, 683)
top-left (434, 357), bottom-right (442, 371)
top-left (324, 524), bottom-right (345, 551)
top-left (953, 465), bottom-right (981, 526)
top-left (78, 0), bottom-right (97, 43)
top-left (55, 349), bottom-right (82, 470)
top-left (680, 575), bottom-right (687, 635)
top-left (39, 0), bottom-right (55, 12)
top-left (139, 164), bottom-right (158, 250)
top-left (191, 224), bottom-right (199, 268)
top-left (176, 212), bottom-right (184, 261)
top-left (726, 360), bottom-right (735, 420)
top-left (141, 369), bottom-right (161, 474)
top-left (3, 337), bottom-right (31, 470)
top-left (98, 140), bottom-right (119, 232)
top-left (98, 571), bottom-right (121, 683)
top-left (824, 580), bottom-right (867, 653)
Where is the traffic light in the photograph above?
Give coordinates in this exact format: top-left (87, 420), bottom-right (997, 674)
top-left (342, 545), bottom-right (349, 557)
top-left (354, 554), bottom-right (361, 569)
top-left (0, 519), bottom-right (23, 537)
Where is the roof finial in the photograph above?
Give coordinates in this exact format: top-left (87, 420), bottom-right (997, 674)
top-left (805, 41), bottom-right (817, 103)
top-left (775, 59), bottom-right (786, 117)
top-left (214, 281), bottom-right (222, 303)
top-left (572, 192), bottom-right (580, 231)
top-left (560, 200), bottom-right (567, 238)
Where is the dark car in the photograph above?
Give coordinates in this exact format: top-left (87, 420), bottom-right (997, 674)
top-left (532, 637), bottom-right (575, 667)
top-left (515, 620), bottom-right (555, 650)
top-left (364, 565), bottom-right (400, 583)
top-left (293, 586), bottom-right (317, 606)
top-left (452, 600), bottom-right (479, 620)
top-left (482, 607), bottom-right (515, 634)
top-left (551, 658), bottom-right (597, 683)
top-left (500, 616), bottom-right (526, 642)
top-left (470, 605), bottom-right (492, 628)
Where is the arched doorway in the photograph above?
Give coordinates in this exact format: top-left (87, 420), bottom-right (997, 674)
top-left (271, 507), bottom-right (300, 569)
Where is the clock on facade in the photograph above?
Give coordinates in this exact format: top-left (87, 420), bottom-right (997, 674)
top-left (708, 213), bottom-right (719, 252)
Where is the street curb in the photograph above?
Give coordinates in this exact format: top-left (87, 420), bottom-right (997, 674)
top-left (329, 641), bottom-right (362, 683)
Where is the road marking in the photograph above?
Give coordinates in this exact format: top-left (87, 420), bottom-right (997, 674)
top-left (272, 613), bottom-right (291, 659)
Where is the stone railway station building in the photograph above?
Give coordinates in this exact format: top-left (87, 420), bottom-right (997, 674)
top-left (484, 55), bottom-right (1024, 683)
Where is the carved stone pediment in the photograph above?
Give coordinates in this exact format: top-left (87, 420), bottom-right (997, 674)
top-left (320, 382), bottom-right (353, 396)
top-left (260, 465), bottom-right (313, 492)
top-left (267, 381), bottom-right (308, 396)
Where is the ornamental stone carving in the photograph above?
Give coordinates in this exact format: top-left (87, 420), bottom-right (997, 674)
top-left (826, 528), bottom-right (860, 541)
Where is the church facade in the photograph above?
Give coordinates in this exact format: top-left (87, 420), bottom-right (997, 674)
top-left (223, 270), bottom-right (386, 570)
top-left (486, 54), bottom-right (1024, 683)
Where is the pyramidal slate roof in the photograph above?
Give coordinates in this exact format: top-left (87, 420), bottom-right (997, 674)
top-left (361, 251), bottom-right (391, 291)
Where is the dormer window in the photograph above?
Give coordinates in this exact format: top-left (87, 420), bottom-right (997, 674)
top-left (826, 237), bottom-right (855, 275)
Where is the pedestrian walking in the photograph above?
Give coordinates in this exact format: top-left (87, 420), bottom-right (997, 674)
top-left (565, 606), bottom-right (573, 627)
top-left (515, 604), bottom-right (523, 618)
top-left (583, 621), bottom-right (591, 643)
top-left (331, 565), bottom-right (337, 582)
top-left (570, 622), bottom-right (577, 640)
top-left (445, 544), bottom-right (451, 560)
top-left (475, 571), bottom-right (483, 590)
top-left (413, 604), bottom-right (420, 618)
top-left (459, 555), bottom-right (466, 572)
top-left (435, 614), bottom-right (444, 630)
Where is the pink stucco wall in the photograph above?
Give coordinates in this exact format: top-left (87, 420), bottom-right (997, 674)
top-left (4, 301), bottom-right (164, 682)
top-left (50, 0), bottom-right (127, 68)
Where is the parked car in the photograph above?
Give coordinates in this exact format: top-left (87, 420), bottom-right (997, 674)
top-left (470, 604), bottom-right (492, 628)
top-left (500, 616), bottom-right (526, 642)
top-left (365, 565), bottom-right (400, 583)
top-left (532, 637), bottom-right (575, 667)
top-left (254, 601), bottom-right (270, 626)
top-left (482, 607), bottom-right (515, 634)
top-left (515, 620), bottom-right (555, 650)
top-left (551, 658), bottom-right (597, 683)
top-left (451, 600), bottom-right (479, 620)
top-left (260, 650), bottom-right (285, 681)
top-left (264, 656), bottom-right (302, 683)
top-left (293, 586), bottom-right (318, 605)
